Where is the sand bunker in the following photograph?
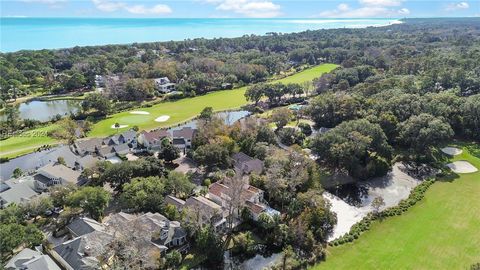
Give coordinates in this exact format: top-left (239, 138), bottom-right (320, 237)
top-left (447, 161), bottom-right (478, 173)
top-left (155, 115), bottom-right (170, 122)
top-left (110, 124), bottom-right (128, 129)
top-left (130, 111), bottom-right (150, 115)
top-left (441, 147), bottom-right (463, 156)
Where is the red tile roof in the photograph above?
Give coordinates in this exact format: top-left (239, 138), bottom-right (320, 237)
top-left (208, 182), bottom-right (229, 198)
top-left (245, 201), bottom-right (265, 215)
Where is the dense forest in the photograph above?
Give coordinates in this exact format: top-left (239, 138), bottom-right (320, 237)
top-left (1, 18), bottom-right (478, 101)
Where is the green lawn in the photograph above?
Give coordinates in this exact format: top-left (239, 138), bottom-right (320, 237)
top-left (275, 63), bottom-right (338, 85)
top-left (89, 63), bottom-right (338, 137)
top-left (0, 64), bottom-right (338, 159)
top-left (313, 142), bottom-right (480, 270)
top-left (0, 125), bottom-right (59, 159)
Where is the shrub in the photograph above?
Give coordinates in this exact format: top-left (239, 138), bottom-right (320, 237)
top-left (332, 178), bottom-right (435, 247)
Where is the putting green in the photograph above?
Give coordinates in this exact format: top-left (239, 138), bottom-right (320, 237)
top-left (1, 64), bottom-right (339, 159)
top-left (89, 63), bottom-right (338, 136)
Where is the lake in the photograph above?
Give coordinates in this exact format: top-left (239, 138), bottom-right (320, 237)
top-left (0, 110), bottom-right (250, 180)
top-left (0, 100), bottom-right (82, 122)
top-left (0, 18), bottom-right (401, 52)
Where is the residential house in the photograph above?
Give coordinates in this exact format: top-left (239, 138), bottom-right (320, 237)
top-left (52, 212), bottom-right (187, 270)
top-left (112, 212), bottom-right (188, 249)
top-left (73, 138), bottom-right (103, 157)
top-left (183, 196), bottom-right (227, 231)
top-left (35, 163), bottom-right (83, 191)
top-left (0, 176), bottom-right (39, 208)
top-left (96, 145), bottom-right (116, 159)
top-left (232, 152), bottom-right (264, 175)
top-left (154, 77), bottom-right (176, 93)
top-left (138, 129), bottom-right (171, 151)
top-left (207, 181), bottom-right (277, 222)
top-left (164, 195), bottom-right (186, 209)
top-left (172, 127), bottom-right (196, 153)
top-left (221, 83), bottom-right (233, 90)
top-left (52, 230), bottom-right (114, 270)
top-left (103, 130), bottom-right (137, 148)
top-left (94, 75), bottom-right (105, 90)
top-left (66, 217), bottom-right (105, 238)
top-left (74, 155), bottom-right (99, 171)
top-left (5, 248), bottom-right (61, 270)
top-left (113, 143), bottom-right (130, 155)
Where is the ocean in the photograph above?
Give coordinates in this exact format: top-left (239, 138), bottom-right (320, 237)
top-left (0, 18), bottom-right (400, 52)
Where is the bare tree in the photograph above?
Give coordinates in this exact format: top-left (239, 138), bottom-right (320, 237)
top-left (223, 173), bottom-right (247, 233)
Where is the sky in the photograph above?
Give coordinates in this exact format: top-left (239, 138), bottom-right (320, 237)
top-left (1, 0), bottom-right (479, 18)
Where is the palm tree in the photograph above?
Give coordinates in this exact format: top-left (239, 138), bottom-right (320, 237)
top-left (114, 122), bottom-right (120, 133)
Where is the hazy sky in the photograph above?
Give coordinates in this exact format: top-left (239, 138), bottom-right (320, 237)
top-left (1, 0), bottom-right (479, 18)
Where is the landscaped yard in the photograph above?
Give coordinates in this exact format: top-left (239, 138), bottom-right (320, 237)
top-left (313, 142), bottom-right (480, 270)
top-left (0, 64), bottom-right (338, 159)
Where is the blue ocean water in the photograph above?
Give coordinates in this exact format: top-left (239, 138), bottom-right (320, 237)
top-left (0, 18), bottom-right (400, 52)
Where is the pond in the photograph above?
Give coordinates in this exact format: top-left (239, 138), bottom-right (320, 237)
top-left (0, 99), bottom-right (82, 122)
top-left (324, 163), bottom-right (422, 241)
top-left (170, 110), bottom-right (250, 131)
top-left (0, 110), bottom-right (251, 180)
top-left (224, 249), bottom-right (282, 270)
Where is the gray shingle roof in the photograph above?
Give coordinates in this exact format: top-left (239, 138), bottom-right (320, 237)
top-left (75, 155), bottom-right (99, 169)
top-left (67, 217), bottom-right (105, 237)
top-left (37, 163), bottom-right (81, 185)
top-left (113, 143), bottom-right (129, 153)
top-left (232, 152), bottom-right (264, 174)
top-left (74, 138), bottom-right (103, 155)
top-left (119, 130), bottom-right (137, 143)
top-left (53, 231), bottom-right (113, 270)
top-left (0, 177), bottom-right (39, 207)
top-left (5, 248), bottom-right (61, 270)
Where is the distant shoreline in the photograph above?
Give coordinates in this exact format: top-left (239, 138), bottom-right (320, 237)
top-left (1, 18), bottom-right (401, 53)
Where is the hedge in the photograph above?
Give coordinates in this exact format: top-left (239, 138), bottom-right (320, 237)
top-left (329, 178), bottom-right (436, 246)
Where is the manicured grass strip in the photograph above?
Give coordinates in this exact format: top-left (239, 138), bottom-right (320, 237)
top-left (312, 143), bottom-right (480, 270)
top-left (275, 63), bottom-right (338, 84)
top-left (89, 63), bottom-right (338, 137)
top-left (0, 64), bottom-right (339, 159)
top-left (0, 125), bottom-right (59, 159)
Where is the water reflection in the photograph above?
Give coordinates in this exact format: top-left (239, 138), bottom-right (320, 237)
top-left (0, 100), bottom-right (82, 122)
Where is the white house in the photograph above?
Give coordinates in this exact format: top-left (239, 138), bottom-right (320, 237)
top-left (154, 77), bottom-right (176, 93)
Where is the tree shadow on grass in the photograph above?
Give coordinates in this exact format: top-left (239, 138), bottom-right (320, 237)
top-left (437, 169), bottom-right (460, 183)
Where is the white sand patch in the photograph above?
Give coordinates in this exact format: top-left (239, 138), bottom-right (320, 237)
top-left (441, 147), bottom-right (463, 156)
top-left (324, 163), bottom-right (421, 241)
top-left (323, 192), bottom-right (370, 241)
top-left (154, 115), bottom-right (170, 122)
top-left (447, 161), bottom-right (478, 173)
top-left (130, 111), bottom-right (150, 115)
top-left (110, 124), bottom-right (128, 129)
